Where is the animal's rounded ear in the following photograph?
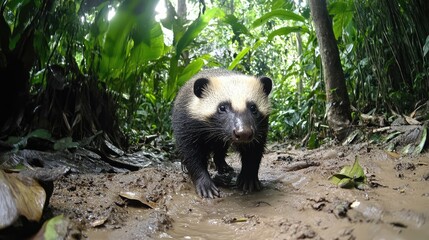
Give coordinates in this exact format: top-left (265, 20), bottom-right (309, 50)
top-left (194, 78), bottom-right (209, 98)
top-left (259, 77), bottom-right (272, 96)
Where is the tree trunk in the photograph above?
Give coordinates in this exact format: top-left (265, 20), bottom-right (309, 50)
top-left (177, 0), bottom-right (187, 18)
top-left (177, 0), bottom-right (190, 65)
top-left (309, 0), bottom-right (351, 138)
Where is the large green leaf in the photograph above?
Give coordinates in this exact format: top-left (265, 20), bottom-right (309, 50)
top-left (90, 3), bottom-right (109, 42)
top-left (100, 8), bottom-right (135, 75)
top-left (423, 35), bottom-right (429, 57)
top-left (7, 0), bottom-right (35, 50)
top-left (272, 0), bottom-right (294, 11)
top-left (53, 137), bottom-right (79, 151)
top-left (134, 0), bottom-right (160, 46)
top-left (27, 129), bottom-right (52, 139)
top-left (267, 26), bottom-right (309, 41)
top-left (165, 56), bottom-right (179, 100)
top-left (175, 8), bottom-right (225, 56)
top-left (0, 13), bottom-right (11, 51)
top-left (33, 30), bottom-right (50, 71)
top-left (6, 129), bottom-right (53, 151)
top-left (223, 14), bottom-right (251, 37)
top-left (413, 126), bottom-right (427, 155)
top-left (228, 46), bottom-right (251, 70)
top-left (100, 0), bottom-right (158, 77)
top-left (177, 58), bottom-right (205, 86)
top-left (252, 9), bottom-right (305, 29)
top-left (166, 8), bottom-right (225, 99)
top-left (130, 21), bottom-right (164, 63)
top-left (32, 215), bottom-right (72, 240)
top-left (228, 40), bottom-right (264, 70)
top-left (328, 2), bottom-right (354, 40)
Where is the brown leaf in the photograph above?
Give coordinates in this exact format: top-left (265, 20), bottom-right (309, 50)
top-left (119, 191), bottom-right (157, 209)
top-left (0, 170), bottom-right (46, 229)
top-left (385, 151), bottom-right (401, 159)
top-left (90, 216), bottom-right (109, 227)
top-left (404, 115), bottom-right (421, 125)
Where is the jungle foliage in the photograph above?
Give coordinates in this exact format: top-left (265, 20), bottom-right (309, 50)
top-left (0, 0), bottom-right (428, 147)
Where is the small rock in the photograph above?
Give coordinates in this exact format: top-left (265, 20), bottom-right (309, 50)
top-left (422, 172), bottom-right (429, 181)
top-left (333, 202), bottom-right (350, 218)
top-left (277, 155), bottom-right (293, 162)
top-left (312, 202), bottom-right (326, 211)
top-left (394, 162), bottom-right (415, 171)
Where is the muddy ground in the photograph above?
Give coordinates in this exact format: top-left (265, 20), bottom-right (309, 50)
top-left (49, 144), bottom-right (429, 239)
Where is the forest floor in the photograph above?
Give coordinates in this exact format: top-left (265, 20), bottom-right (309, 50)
top-left (49, 143), bottom-right (429, 240)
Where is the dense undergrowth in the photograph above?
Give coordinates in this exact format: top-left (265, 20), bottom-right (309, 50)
top-left (0, 0), bottom-right (428, 149)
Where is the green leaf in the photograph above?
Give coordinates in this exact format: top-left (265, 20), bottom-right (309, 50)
top-left (223, 14), bottom-right (251, 37)
top-left (329, 173), bottom-right (351, 188)
top-left (130, 21), bottom-right (164, 63)
top-left (100, 0), bottom-right (158, 77)
top-left (5, 129), bottom-right (52, 151)
top-left (228, 40), bottom-right (263, 70)
top-left (338, 178), bottom-right (355, 188)
top-left (307, 131), bottom-right (319, 149)
top-left (43, 215), bottom-right (69, 239)
top-left (165, 56), bottom-right (179, 100)
top-left (252, 9), bottom-right (305, 29)
top-left (423, 35), bottom-right (429, 57)
top-left (32, 215), bottom-right (72, 240)
top-left (145, 93), bottom-right (157, 105)
top-left (90, 3), bottom-right (109, 39)
top-left (342, 129), bottom-right (364, 146)
top-left (33, 30), bottom-right (51, 69)
top-left (267, 26), bottom-right (309, 41)
top-left (349, 158), bottom-right (365, 179)
top-left (8, 0), bottom-right (35, 50)
top-left (271, 0), bottom-right (294, 11)
top-left (5, 136), bottom-right (22, 145)
top-left (401, 143), bottom-right (414, 155)
top-left (414, 126), bottom-right (427, 155)
top-left (176, 8), bottom-right (225, 56)
top-left (228, 46), bottom-right (251, 70)
top-left (103, 4), bottom-right (134, 57)
top-left (328, 1), bottom-right (354, 39)
top-left (329, 157), bottom-right (366, 189)
top-left (177, 58), bottom-right (205, 86)
top-left (54, 137), bottom-right (79, 151)
top-left (0, 13), bottom-right (11, 51)
top-left (27, 129), bottom-right (52, 140)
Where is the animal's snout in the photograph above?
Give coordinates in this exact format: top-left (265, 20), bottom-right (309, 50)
top-left (233, 127), bottom-right (254, 142)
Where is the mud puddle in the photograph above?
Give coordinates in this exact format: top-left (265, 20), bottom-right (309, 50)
top-left (49, 145), bottom-right (429, 239)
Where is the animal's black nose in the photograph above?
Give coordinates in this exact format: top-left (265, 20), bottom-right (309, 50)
top-left (233, 128), bottom-right (254, 142)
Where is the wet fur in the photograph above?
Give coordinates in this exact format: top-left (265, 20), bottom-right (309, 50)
top-left (172, 69), bottom-right (272, 198)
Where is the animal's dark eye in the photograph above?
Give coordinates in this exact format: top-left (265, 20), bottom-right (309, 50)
top-left (218, 105), bottom-right (227, 113)
top-left (250, 104), bottom-right (258, 114)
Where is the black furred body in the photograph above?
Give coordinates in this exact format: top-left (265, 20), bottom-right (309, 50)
top-left (172, 69), bottom-right (272, 198)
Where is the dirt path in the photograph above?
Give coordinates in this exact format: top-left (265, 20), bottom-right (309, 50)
top-left (50, 145), bottom-right (429, 239)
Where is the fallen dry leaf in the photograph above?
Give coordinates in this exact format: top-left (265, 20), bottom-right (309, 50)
top-left (0, 170), bottom-right (46, 229)
top-left (119, 191), bottom-right (157, 209)
top-left (385, 151), bottom-right (401, 159)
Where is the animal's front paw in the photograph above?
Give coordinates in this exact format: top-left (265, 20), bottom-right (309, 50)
top-left (195, 177), bottom-right (220, 198)
top-left (236, 174), bottom-right (262, 192)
